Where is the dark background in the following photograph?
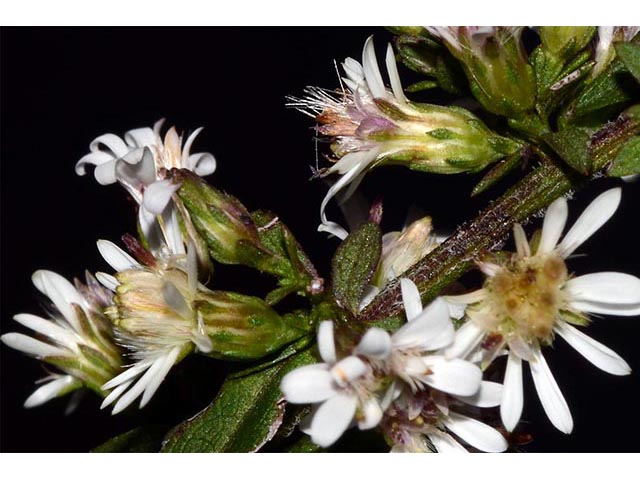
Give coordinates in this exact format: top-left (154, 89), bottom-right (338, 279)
top-left (1, 27), bottom-right (639, 452)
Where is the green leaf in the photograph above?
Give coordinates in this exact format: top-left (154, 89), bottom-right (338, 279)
top-left (162, 348), bottom-right (315, 452)
top-left (572, 59), bottom-right (637, 119)
top-left (608, 136), bottom-right (640, 177)
top-left (92, 426), bottom-right (167, 453)
top-left (615, 42), bottom-right (640, 83)
top-left (331, 222), bottom-right (382, 315)
top-left (472, 150), bottom-right (523, 196)
top-left (543, 127), bottom-right (593, 175)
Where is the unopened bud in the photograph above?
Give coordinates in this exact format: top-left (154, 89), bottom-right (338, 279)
top-left (539, 27), bottom-right (595, 60)
top-left (427, 27), bottom-right (536, 117)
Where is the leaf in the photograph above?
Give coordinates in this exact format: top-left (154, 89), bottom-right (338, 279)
top-left (543, 127), bottom-right (593, 175)
top-left (615, 42), bottom-right (640, 83)
top-left (162, 348), bottom-right (315, 452)
top-left (92, 426), bottom-right (167, 453)
top-left (608, 136), bottom-right (640, 177)
top-left (572, 59), bottom-right (637, 119)
top-left (472, 150), bottom-right (523, 196)
top-left (331, 222), bottom-right (382, 315)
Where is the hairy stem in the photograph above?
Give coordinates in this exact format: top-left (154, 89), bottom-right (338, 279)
top-left (359, 161), bottom-right (582, 322)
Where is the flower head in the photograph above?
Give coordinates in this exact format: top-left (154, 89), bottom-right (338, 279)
top-left (446, 188), bottom-right (638, 433)
top-left (289, 36), bottom-right (518, 239)
top-left (1, 270), bottom-right (122, 407)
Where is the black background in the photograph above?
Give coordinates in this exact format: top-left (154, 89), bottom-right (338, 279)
top-left (1, 27), bottom-right (639, 452)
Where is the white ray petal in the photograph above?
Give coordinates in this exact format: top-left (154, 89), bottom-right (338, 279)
top-left (331, 356), bottom-right (368, 386)
top-left (565, 272), bottom-right (640, 305)
top-left (420, 356), bottom-right (482, 397)
top-left (140, 346), bottom-right (181, 407)
top-left (558, 188), bottom-right (621, 258)
top-left (111, 353), bottom-right (171, 414)
top-left (501, 352), bottom-right (524, 432)
top-left (444, 320), bottom-right (485, 360)
top-left (181, 127), bottom-right (203, 164)
top-left (394, 297), bottom-right (455, 351)
top-left (357, 397), bottom-right (383, 430)
top-left (400, 278), bottom-right (422, 321)
top-left (24, 375), bottom-right (79, 408)
top-left (188, 152), bottom-right (217, 176)
top-left (1, 333), bottom-right (67, 358)
top-left (317, 320), bottom-right (336, 364)
top-left (555, 322), bottom-right (631, 375)
top-left (530, 348), bottom-right (573, 434)
top-left (309, 393), bottom-right (358, 447)
top-left (162, 281), bottom-right (191, 319)
top-left (385, 43), bottom-right (407, 104)
top-left (428, 430), bottom-right (468, 453)
top-left (356, 328), bottom-right (392, 360)
top-left (97, 239), bottom-right (140, 272)
top-left (538, 197), bottom-right (568, 254)
top-left (443, 412), bottom-right (508, 453)
top-left (280, 364), bottom-right (337, 404)
top-left (94, 160), bottom-right (118, 185)
top-left (89, 133), bottom-right (129, 157)
top-left (362, 36), bottom-right (386, 98)
top-left (513, 224), bottom-right (531, 257)
top-left (102, 358), bottom-right (155, 390)
top-left (124, 127), bottom-right (157, 148)
top-left (455, 381), bottom-right (502, 408)
top-left (75, 150), bottom-right (116, 175)
top-left (95, 272), bottom-right (119, 291)
top-left (445, 289), bottom-right (486, 306)
top-left (142, 180), bottom-right (180, 215)
top-left (101, 380), bottom-right (133, 409)
top-left (569, 299), bottom-right (640, 316)
top-left (13, 314), bottom-right (79, 352)
top-left (32, 270), bottom-right (85, 331)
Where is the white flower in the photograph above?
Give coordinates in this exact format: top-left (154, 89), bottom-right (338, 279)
top-left (289, 36), bottom-right (511, 239)
top-left (97, 239), bottom-right (212, 414)
top-left (1, 270), bottom-right (121, 407)
top-left (359, 279), bottom-right (483, 398)
top-left (593, 27), bottom-right (640, 77)
top-left (384, 389), bottom-right (507, 453)
top-left (76, 119), bottom-right (216, 252)
top-left (446, 188), bottom-right (638, 434)
top-left (280, 320), bottom-right (384, 447)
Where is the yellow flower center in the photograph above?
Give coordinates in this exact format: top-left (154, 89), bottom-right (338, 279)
top-left (484, 253), bottom-right (568, 343)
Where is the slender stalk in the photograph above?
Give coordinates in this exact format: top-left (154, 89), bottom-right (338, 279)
top-left (359, 161), bottom-right (582, 323)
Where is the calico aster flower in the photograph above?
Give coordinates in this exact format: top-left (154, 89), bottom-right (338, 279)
top-left (1, 270), bottom-right (122, 407)
top-left (76, 119), bottom-right (216, 252)
top-left (446, 188), bottom-right (638, 434)
top-left (289, 36), bottom-right (517, 239)
top-left (280, 320), bottom-right (385, 447)
top-left (97, 238), bottom-right (213, 414)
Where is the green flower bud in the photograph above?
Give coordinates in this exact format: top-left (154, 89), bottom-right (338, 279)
top-left (539, 26), bottom-right (596, 60)
top-left (427, 27), bottom-right (536, 118)
top-left (195, 291), bottom-right (309, 360)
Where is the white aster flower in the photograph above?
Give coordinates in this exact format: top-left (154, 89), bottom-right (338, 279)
top-left (383, 388), bottom-right (507, 453)
top-left (593, 26), bottom-right (640, 77)
top-left (1, 270), bottom-right (121, 407)
top-left (97, 238), bottom-right (213, 414)
top-left (280, 320), bottom-right (384, 447)
top-left (446, 188), bottom-right (638, 434)
top-left (289, 36), bottom-right (513, 239)
top-left (76, 119), bottom-right (216, 252)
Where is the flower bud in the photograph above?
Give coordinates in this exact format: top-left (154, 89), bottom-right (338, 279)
top-left (172, 169), bottom-right (262, 265)
top-left (427, 27), bottom-right (536, 118)
top-left (373, 216), bottom-right (439, 289)
top-left (195, 291), bottom-right (309, 360)
top-left (538, 27), bottom-right (595, 60)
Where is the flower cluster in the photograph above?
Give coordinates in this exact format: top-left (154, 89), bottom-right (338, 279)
top-left (281, 278), bottom-right (507, 452)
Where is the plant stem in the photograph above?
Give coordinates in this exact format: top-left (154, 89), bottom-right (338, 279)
top-left (359, 161), bottom-right (582, 323)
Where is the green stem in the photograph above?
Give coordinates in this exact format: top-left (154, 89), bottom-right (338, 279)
top-left (359, 161), bottom-right (582, 323)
